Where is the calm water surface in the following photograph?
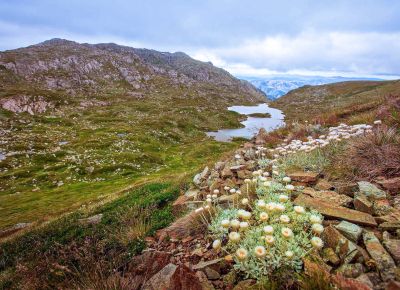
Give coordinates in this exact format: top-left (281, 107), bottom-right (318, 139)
top-left (207, 103), bottom-right (285, 142)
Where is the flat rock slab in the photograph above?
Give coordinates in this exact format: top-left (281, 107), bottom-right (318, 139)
top-left (358, 181), bottom-right (387, 200)
top-left (363, 231), bottom-right (396, 281)
top-left (302, 188), bottom-right (352, 207)
top-left (335, 221), bottom-right (363, 242)
top-left (383, 239), bottom-right (400, 265)
top-left (288, 171), bottom-right (319, 184)
top-left (379, 222), bottom-right (400, 231)
top-left (294, 194), bottom-right (377, 226)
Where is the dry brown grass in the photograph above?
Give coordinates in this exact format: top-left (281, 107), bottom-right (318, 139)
top-left (336, 126), bottom-right (400, 180)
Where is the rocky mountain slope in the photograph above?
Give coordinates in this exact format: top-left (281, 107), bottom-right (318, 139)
top-left (272, 80), bottom-right (400, 122)
top-left (0, 38), bottom-right (265, 114)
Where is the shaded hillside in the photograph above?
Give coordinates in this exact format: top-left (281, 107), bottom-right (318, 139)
top-left (272, 80), bottom-right (400, 123)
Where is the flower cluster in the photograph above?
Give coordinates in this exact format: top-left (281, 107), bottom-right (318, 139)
top-left (203, 157), bottom-right (324, 280)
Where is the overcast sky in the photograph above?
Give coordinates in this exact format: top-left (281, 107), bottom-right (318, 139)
top-left (1, 0), bottom-right (400, 78)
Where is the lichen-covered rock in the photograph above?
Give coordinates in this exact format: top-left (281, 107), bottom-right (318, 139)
top-left (323, 226), bottom-right (359, 264)
top-left (335, 221), bottom-right (363, 242)
top-left (357, 181), bottom-right (387, 200)
top-left (363, 231), bottom-right (396, 281)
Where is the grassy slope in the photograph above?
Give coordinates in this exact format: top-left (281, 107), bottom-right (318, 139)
top-left (272, 80), bottom-right (400, 123)
top-left (0, 78), bottom-right (254, 229)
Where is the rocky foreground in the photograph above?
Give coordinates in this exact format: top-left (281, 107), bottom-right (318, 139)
top-left (132, 123), bottom-right (400, 290)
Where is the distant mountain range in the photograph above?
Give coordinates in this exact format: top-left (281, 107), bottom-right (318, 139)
top-left (243, 75), bottom-right (384, 99)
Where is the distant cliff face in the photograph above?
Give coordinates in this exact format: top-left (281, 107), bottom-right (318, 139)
top-left (0, 38), bottom-right (266, 114)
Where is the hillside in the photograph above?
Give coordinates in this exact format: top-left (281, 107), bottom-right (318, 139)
top-left (0, 39), bottom-right (265, 230)
top-left (272, 80), bottom-right (400, 123)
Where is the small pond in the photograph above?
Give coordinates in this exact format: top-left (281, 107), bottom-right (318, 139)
top-left (207, 103), bottom-right (285, 142)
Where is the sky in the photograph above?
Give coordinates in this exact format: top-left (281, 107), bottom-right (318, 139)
top-left (1, 0), bottom-right (400, 79)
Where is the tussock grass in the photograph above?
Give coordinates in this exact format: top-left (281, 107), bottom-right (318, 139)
top-left (336, 126), bottom-right (400, 180)
top-left (278, 142), bottom-right (343, 174)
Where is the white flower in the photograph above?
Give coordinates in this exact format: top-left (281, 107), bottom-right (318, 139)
top-left (239, 221), bottom-right (249, 230)
top-left (311, 223), bottom-right (324, 234)
top-left (235, 154), bottom-right (241, 159)
top-left (262, 172), bottom-right (270, 177)
top-left (265, 202), bottom-right (276, 211)
top-left (283, 176), bottom-right (291, 183)
top-left (212, 239), bottom-right (221, 250)
top-left (206, 198), bottom-right (212, 204)
top-left (272, 170), bottom-right (279, 175)
top-left (241, 198), bottom-right (249, 205)
top-left (311, 237), bottom-right (324, 249)
top-left (206, 194), bottom-right (211, 199)
top-left (236, 190), bottom-right (242, 195)
top-left (252, 170), bottom-right (261, 176)
top-left (238, 209), bottom-right (246, 218)
top-left (230, 219), bottom-right (240, 229)
top-left (275, 203), bottom-right (286, 212)
top-left (264, 235), bottom-right (275, 245)
top-left (213, 189), bottom-right (220, 195)
top-left (242, 211), bottom-right (252, 220)
top-left (230, 188), bottom-right (236, 194)
top-left (285, 250), bottom-right (294, 259)
top-left (293, 206), bottom-right (305, 214)
top-left (278, 195), bottom-right (289, 202)
top-left (263, 225), bottom-right (274, 234)
top-left (285, 184), bottom-right (295, 191)
top-left (224, 186), bottom-right (230, 191)
top-left (280, 215), bottom-right (290, 223)
top-left (259, 176), bottom-right (267, 182)
top-left (204, 205), bottom-right (210, 210)
top-left (229, 231), bottom-right (241, 242)
top-left (236, 248), bottom-right (248, 260)
top-left (257, 199), bottom-right (266, 208)
top-left (310, 215), bottom-right (322, 224)
top-left (244, 179), bottom-right (251, 184)
top-left (281, 227), bottom-right (293, 238)
top-left (212, 194), bottom-right (218, 199)
top-left (272, 165), bottom-right (278, 170)
top-left (259, 212), bottom-right (269, 221)
top-left (254, 246), bottom-right (266, 258)
top-left (221, 219), bottom-right (230, 228)
top-left (374, 120), bottom-right (382, 125)
top-left (263, 181), bottom-right (272, 187)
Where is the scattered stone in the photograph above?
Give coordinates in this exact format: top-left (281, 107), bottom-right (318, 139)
top-left (192, 258), bottom-right (223, 270)
top-left (78, 214), bottom-right (103, 225)
top-left (221, 166), bottom-right (233, 178)
top-left (302, 188), bottom-right (352, 207)
top-left (376, 177), bottom-right (400, 193)
top-left (233, 279), bottom-right (256, 290)
top-left (358, 181), bottom-right (387, 200)
top-left (323, 226), bottom-right (359, 264)
top-left (363, 231), bottom-right (396, 281)
top-left (315, 179), bottom-right (335, 191)
top-left (379, 222), bottom-right (400, 231)
top-left (354, 194), bottom-right (374, 215)
top-left (355, 274), bottom-right (374, 289)
top-left (383, 238), bottom-right (400, 265)
top-left (288, 171), bottom-right (319, 184)
top-left (322, 247), bottom-right (341, 266)
top-left (143, 263), bottom-right (202, 290)
top-left (335, 221), bottom-right (363, 242)
top-left (204, 267), bottom-right (220, 280)
top-left (335, 182), bottom-right (358, 197)
top-left (336, 263), bottom-right (365, 278)
top-left (295, 194), bottom-right (377, 226)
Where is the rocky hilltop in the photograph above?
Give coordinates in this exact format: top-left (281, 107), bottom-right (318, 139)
top-left (0, 38), bottom-right (265, 114)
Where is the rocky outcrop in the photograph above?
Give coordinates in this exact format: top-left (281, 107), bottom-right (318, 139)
top-left (0, 95), bottom-right (54, 115)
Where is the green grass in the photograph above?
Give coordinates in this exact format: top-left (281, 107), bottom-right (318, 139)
top-left (0, 81), bottom-right (246, 229)
top-left (0, 182), bottom-right (180, 288)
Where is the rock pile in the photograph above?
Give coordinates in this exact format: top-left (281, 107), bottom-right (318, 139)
top-left (139, 123), bottom-right (399, 290)
top-left (270, 123), bottom-right (373, 156)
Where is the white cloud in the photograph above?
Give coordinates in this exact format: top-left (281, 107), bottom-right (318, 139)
top-left (189, 30), bottom-right (400, 78)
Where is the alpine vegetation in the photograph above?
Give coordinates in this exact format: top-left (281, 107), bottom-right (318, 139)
top-left (197, 150), bottom-right (324, 281)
